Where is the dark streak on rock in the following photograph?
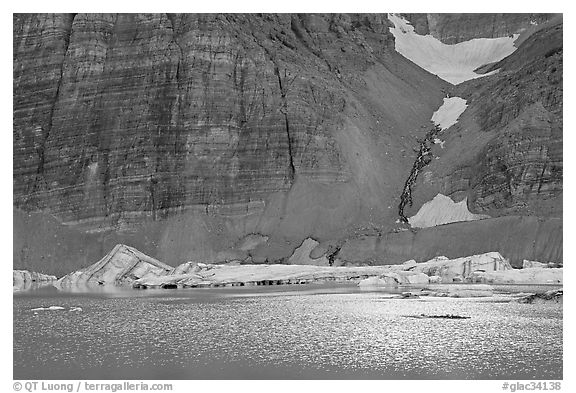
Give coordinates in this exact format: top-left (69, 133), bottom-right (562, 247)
top-left (250, 29), bottom-right (296, 182)
top-left (398, 124), bottom-right (441, 223)
top-left (37, 13), bottom-right (77, 177)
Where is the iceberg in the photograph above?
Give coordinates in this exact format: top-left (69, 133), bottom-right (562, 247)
top-left (56, 244), bottom-right (173, 288)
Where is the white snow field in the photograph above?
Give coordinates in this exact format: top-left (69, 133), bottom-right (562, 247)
top-left (431, 96), bottom-right (468, 130)
top-left (408, 193), bottom-right (489, 228)
top-left (388, 14), bottom-right (518, 84)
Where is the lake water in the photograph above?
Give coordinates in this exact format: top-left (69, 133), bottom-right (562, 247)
top-left (13, 284), bottom-right (562, 380)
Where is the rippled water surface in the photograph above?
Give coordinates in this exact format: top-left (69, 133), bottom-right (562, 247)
top-left (14, 285), bottom-right (562, 379)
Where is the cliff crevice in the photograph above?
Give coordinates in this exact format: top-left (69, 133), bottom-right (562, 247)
top-left (36, 14), bottom-right (76, 182)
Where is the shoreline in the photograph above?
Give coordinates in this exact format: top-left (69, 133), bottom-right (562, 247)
top-left (13, 280), bottom-right (563, 299)
top-left (14, 245), bottom-right (563, 297)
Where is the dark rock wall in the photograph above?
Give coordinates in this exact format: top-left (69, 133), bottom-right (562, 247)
top-left (405, 18), bottom-right (562, 219)
top-left (14, 14), bottom-right (443, 224)
top-left (464, 20), bottom-right (563, 216)
top-left (338, 216), bottom-right (562, 267)
top-left (14, 14), bottom-right (295, 223)
top-left (14, 14), bottom-right (562, 273)
top-left (14, 13), bottom-right (449, 271)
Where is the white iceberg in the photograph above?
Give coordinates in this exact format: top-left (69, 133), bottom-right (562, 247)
top-left (31, 306), bottom-right (65, 311)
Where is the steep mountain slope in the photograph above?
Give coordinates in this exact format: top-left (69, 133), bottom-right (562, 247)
top-left (13, 13), bottom-right (562, 274)
top-left (405, 17), bottom-right (562, 219)
top-left (13, 13), bottom-right (448, 273)
top-left (388, 14), bottom-right (518, 84)
top-left (402, 13), bottom-right (556, 44)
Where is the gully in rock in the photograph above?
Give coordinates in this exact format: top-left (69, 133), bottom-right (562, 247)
top-left (398, 124), bottom-right (442, 223)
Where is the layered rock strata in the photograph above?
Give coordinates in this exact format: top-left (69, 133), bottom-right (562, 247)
top-left (14, 13), bottom-right (449, 272)
top-left (13, 14), bottom-right (562, 274)
top-left (405, 17), bottom-right (563, 220)
top-left (402, 14), bottom-right (556, 44)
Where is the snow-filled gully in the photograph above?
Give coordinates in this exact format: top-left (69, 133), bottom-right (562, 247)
top-left (388, 14), bottom-right (518, 85)
top-left (391, 14), bottom-right (504, 227)
top-left (398, 95), bottom-right (476, 226)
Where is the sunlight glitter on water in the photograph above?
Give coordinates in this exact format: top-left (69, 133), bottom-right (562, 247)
top-left (14, 286), bottom-right (562, 379)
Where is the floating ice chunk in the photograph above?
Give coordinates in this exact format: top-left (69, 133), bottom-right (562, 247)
top-left (431, 97), bottom-right (468, 130)
top-left (388, 14), bottom-right (518, 85)
top-left (31, 306), bottom-right (65, 311)
top-left (358, 271), bottom-right (430, 287)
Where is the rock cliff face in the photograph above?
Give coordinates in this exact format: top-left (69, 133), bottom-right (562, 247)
top-left (338, 216), bottom-right (562, 267)
top-left (404, 17), bottom-right (562, 221)
top-left (14, 13), bottom-right (448, 270)
top-left (402, 14), bottom-right (556, 44)
top-left (13, 14), bottom-right (562, 273)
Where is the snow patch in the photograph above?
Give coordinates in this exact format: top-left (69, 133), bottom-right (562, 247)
top-left (433, 138), bottom-right (445, 148)
top-left (388, 14), bottom-right (518, 85)
top-left (288, 238), bottom-right (330, 266)
top-left (408, 193), bottom-right (490, 228)
top-left (431, 97), bottom-right (468, 130)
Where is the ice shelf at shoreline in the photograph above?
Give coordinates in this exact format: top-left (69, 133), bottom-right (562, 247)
top-left (13, 270), bottom-right (57, 292)
top-left (134, 264), bottom-right (399, 289)
top-left (20, 244), bottom-right (562, 291)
